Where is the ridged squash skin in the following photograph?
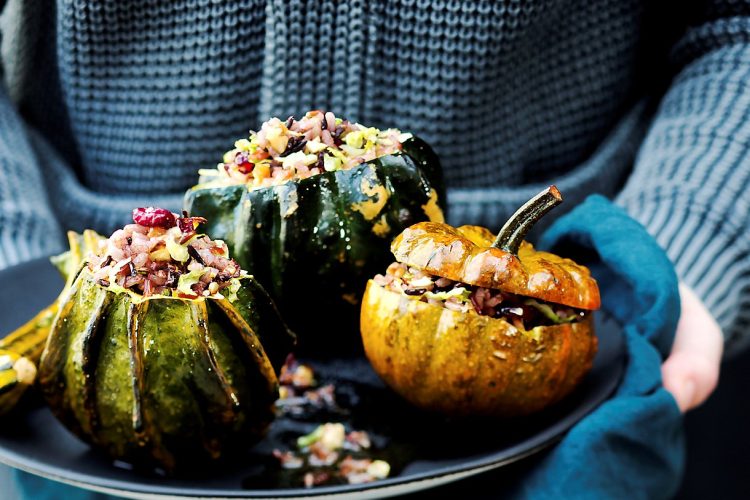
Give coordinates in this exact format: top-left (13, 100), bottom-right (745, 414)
top-left (0, 230), bottom-right (104, 416)
top-left (360, 281), bottom-right (598, 417)
top-left (39, 267), bottom-right (294, 471)
top-left (184, 137), bottom-right (446, 353)
top-left (361, 218), bottom-right (600, 418)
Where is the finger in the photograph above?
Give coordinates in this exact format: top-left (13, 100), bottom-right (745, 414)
top-left (661, 283), bottom-right (723, 412)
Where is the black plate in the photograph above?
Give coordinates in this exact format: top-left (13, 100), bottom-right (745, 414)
top-left (0, 258), bottom-right (625, 498)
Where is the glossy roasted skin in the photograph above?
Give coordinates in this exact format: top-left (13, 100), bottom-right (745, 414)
top-left (185, 136), bottom-right (445, 354)
top-left (391, 223), bottom-right (600, 311)
top-left (360, 280), bottom-right (597, 417)
top-left (362, 208), bottom-right (601, 417)
top-left (39, 267), bottom-right (294, 471)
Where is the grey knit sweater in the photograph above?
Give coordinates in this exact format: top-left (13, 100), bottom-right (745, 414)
top-left (0, 0), bottom-right (748, 351)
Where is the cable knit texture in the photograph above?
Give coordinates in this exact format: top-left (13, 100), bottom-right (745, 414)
top-left (0, 0), bottom-right (748, 350)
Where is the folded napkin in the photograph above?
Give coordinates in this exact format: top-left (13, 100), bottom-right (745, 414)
top-left (13, 196), bottom-right (685, 499)
top-left (511, 195), bottom-right (685, 499)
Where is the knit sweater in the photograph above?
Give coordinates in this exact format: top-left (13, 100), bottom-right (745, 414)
top-left (0, 0), bottom-right (748, 351)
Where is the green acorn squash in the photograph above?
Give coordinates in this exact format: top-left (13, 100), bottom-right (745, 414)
top-left (39, 267), bottom-right (291, 470)
top-left (184, 135), bottom-right (445, 354)
top-left (38, 213), bottom-right (295, 470)
top-left (0, 230), bottom-right (104, 416)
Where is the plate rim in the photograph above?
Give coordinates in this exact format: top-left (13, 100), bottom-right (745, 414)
top-left (1, 441), bottom-right (555, 500)
top-left (0, 257), bottom-right (626, 498)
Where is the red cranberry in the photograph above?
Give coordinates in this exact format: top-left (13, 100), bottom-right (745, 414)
top-left (177, 211), bottom-right (207, 243)
top-left (132, 207), bottom-right (177, 228)
top-left (234, 152), bottom-right (254, 174)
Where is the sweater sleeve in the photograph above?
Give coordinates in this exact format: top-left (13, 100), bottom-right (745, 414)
top-left (0, 0), bottom-right (65, 270)
top-left (617, 6), bottom-right (750, 354)
top-left (0, 83), bottom-right (64, 270)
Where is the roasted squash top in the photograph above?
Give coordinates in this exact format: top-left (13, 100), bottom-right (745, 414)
top-left (391, 222), bottom-right (600, 310)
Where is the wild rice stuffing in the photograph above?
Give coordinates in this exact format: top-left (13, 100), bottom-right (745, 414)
top-left (200, 110), bottom-right (411, 188)
top-left (276, 354), bottom-right (340, 416)
top-left (273, 422), bottom-right (391, 487)
top-left (272, 357), bottom-right (390, 487)
top-left (374, 262), bottom-right (587, 330)
top-left (87, 207), bottom-right (243, 299)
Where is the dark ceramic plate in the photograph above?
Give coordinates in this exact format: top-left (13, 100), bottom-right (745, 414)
top-left (0, 258), bottom-right (625, 499)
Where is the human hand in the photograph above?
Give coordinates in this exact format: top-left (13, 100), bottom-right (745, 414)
top-left (661, 283), bottom-right (722, 412)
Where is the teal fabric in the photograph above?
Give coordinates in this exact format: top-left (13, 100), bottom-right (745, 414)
top-left (12, 196), bottom-right (684, 498)
top-left (14, 471), bottom-right (108, 500)
top-left (513, 195), bottom-right (684, 498)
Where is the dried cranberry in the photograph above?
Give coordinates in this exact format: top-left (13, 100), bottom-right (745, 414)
top-left (234, 152), bottom-right (254, 174)
top-left (132, 207), bottom-right (177, 228)
top-left (178, 212), bottom-right (207, 243)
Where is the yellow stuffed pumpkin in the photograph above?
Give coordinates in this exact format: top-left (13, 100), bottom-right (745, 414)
top-left (361, 187), bottom-right (601, 417)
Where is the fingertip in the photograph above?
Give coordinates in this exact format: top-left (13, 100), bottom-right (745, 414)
top-left (679, 380), bottom-right (696, 413)
top-left (661, 351), bottom-right (719, 412)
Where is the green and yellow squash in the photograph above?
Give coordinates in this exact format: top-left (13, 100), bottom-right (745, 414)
top-left (0, 230), bottom-right (103, 416)
top-left (38, 213), bottom-right (295, 470)
top-left (185, 116), bottom-right (445, 354)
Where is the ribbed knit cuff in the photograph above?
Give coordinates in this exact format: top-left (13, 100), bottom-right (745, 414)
top-left (0, 97), bottom-right (64, 269)
top-left (0, 176), bottom-right (64, 269)
top-left (618, 188), bottom-right (750, 354)
top-left (29, 131), bottom-right (184, 238)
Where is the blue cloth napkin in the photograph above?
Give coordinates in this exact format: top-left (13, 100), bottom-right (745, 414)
top-left (512, 195), bottom-right (685, 499)
top-left (12, 195), bottom-right (685, 499)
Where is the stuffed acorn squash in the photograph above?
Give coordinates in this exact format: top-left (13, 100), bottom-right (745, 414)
top-left (184, 111), bottom-right (445, 353)
top-left (38, 208), bottom-right (295, 470)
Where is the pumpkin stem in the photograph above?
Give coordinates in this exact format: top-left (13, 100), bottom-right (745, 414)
top-left (492, 186), bottom-right (562, 254)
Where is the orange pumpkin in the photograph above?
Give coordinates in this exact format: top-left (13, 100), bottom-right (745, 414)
top-left (360, 187), bottom-right (601, 417)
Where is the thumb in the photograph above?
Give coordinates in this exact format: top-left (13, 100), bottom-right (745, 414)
top-left (661, 283), bottom-right (723, 412)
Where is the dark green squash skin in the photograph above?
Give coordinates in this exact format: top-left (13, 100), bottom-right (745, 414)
top-left (38, 267), bottom-right (294, 472)
top-left (184, 137), bottom-right (446, 355)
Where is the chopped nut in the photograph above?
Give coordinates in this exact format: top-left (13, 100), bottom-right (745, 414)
top-left (297, 423), bottom-right (345, 451)
top-left (367, 460), bottom-right (391, 479)
top-left (320, 423), bottom-right (346, 451)
top-left (279, 354), bottom-right (316, 389)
